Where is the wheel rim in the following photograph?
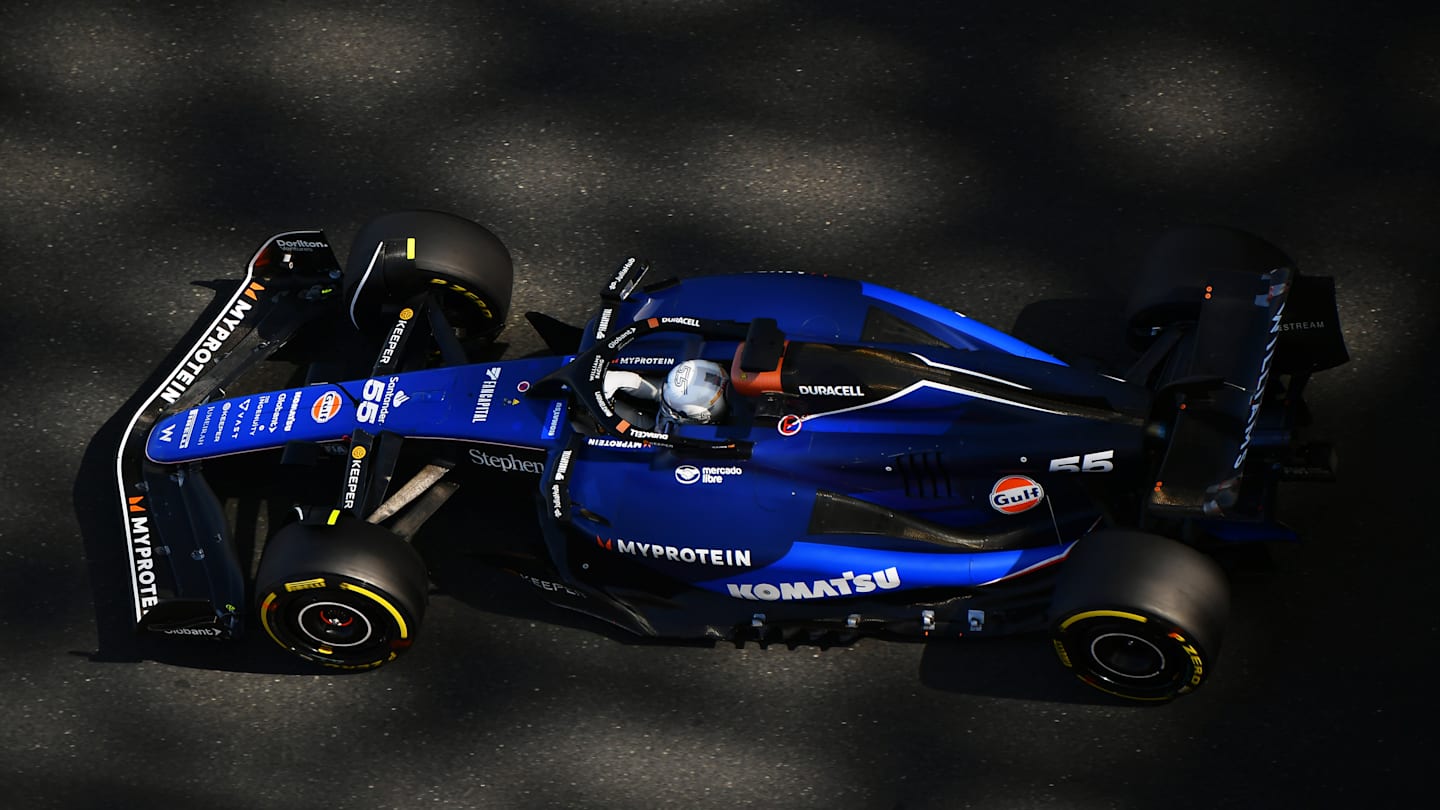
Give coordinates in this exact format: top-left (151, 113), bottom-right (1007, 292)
top-left (1090, 632), bottom-right (1166, 680)
top-left (297, 600), bottom-right (375, 649)
top-left (1056, 613), bottom-right (1201, 699)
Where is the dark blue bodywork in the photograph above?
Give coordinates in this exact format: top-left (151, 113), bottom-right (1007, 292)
top-left (118, 231), bottom-right (1333, 644)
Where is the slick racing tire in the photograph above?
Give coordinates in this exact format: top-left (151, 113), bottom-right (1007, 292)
top-left (255, 516), bottom-right (429, 670)
top-left (1050, 530), bottom-right (1229, 701)
top-left (344, 209), bottom-right (513, 342)
top-left (1125, 226), bottom-right (1292, 346)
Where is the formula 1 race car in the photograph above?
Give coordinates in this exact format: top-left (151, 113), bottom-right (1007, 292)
top-left (114, 211), bottom-right (1348, 701)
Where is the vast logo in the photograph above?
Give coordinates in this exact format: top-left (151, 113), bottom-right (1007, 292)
top-left (990, 476), bottom-right (1044, 514)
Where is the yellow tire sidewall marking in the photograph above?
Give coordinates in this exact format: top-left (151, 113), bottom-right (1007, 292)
top-left (427, 277), bottom-right (493, 317)
top-left (1057, 609), bottom-right (1204, 701)
top-left (259, 591), bottom-right (285, 649)
top-left (284, 577), bottom-right (327, 592)
top-left (1058, 609), bottom-right (1148, 632)
top-left (339, 581), bottom-right (409, 639)
top-left (260, 580), bottom-right (409, 656)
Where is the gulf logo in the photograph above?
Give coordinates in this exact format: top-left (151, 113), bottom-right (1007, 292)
top-left (311, 391), bottom-right (343, 424)
top-left (990, 475), bottom-right (1045, 515)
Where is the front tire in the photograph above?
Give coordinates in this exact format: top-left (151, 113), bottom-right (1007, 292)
top-left (1051, 530), bottom-right (1229, 701)
top-left (255, 516), bottom-right (429, 670)
top-left (344, 209), bottom-right (514, 343)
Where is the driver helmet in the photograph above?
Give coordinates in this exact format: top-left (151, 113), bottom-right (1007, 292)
top-left (660, 359), bottom-right (729, 424)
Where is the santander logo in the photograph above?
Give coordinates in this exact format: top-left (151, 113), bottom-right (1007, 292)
top-left (990, 475), bottom-right (1045, 514)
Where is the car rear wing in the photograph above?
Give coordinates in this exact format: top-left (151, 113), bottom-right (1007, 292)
top-left (1145, 267), bottom-right (1347, 522)
top-left (115, 232), bottom-right (344, 637)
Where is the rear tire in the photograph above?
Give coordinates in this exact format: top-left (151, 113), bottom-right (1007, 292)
top-left (1051, 530), bottom-right (1229, 701)
top-left (255, 516), bottom-right (429, 670)
top-left (1126, 226), bottom-right (1292, 345)
top-left (344, 209), bottom-right (513, 343)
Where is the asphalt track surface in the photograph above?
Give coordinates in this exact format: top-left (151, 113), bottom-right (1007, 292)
top-left (3, 2), bottom-right (1437, 808)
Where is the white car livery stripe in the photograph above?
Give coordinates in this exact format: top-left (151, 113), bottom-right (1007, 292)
top-left (798, 378), bottom-right (1067, 428)
top-left (348, 241), bottom-right (386, 329)
top-left (113, 231), bottom-right (309, 622)
top-left (908, 352), bottom-right (1032, 389)
top-left (973, 541), bottom-right (1077, 587)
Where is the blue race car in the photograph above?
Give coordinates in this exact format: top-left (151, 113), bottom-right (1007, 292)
top-left (115, 211), bottom-right (1348, 700)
